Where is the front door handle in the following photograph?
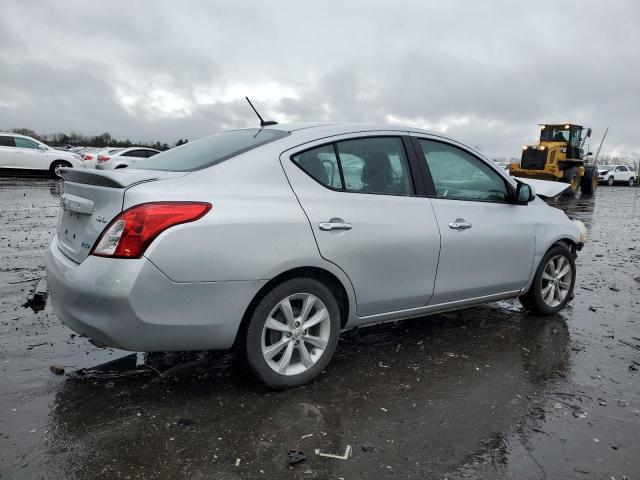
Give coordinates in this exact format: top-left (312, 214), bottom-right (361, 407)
top-left (319, 221), bottom-right (353, 231)
top-left (449, 219), bottom-right (472, 230)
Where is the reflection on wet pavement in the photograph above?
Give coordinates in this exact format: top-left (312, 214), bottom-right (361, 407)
top-left (1, 177), bottom-right (639, 479)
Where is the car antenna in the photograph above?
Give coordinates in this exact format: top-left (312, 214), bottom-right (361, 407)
top-left (245, 96), bottom-right (278, 127)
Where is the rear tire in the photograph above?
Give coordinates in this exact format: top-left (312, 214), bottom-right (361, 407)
top-left (244, 277), bottom-right (341, 389)
top-left (628, 177), bottom-right (635, 187)
top-left (519, 244), bottom-right (576, 316)
top-left (562, 168), bottom-right (579, 196)
top-left (607, 175), bottom-right (614, 186)
top-left (50, 160), bottom-right (71, 178)
top-left (580, 165), bottom-right (597, 195)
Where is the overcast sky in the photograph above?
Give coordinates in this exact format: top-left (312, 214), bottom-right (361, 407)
top-left (1, 0), bottom-right (639, 157)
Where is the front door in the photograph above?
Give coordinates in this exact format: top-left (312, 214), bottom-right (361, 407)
top-left (281, 134), bottom-right (441, 317)
top-left (413, 136), bottom-right (535, 305)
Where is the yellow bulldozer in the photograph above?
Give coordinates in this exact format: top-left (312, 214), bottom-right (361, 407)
top-left (509, 124), bottom-right (601, 195)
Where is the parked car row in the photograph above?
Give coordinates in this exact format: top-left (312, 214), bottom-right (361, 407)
top-left (0, 132), bottom-right (160, 176)
top-left (0, 132), bottom-right (83, 176)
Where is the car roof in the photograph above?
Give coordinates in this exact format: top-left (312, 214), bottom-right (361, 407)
top-left (0, 132), bottom-right (38, 140)
top-left (263, 122), bottom-right (484, 156)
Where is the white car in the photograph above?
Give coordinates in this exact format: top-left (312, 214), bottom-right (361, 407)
top-left (96, 147), bottom-right (160, 169)
top-left (0, 132), bottom-right (83, 177)
top-left (80, 147), bottom-right (123, 169)
top-left (598, 165), bottom-right (636, 186)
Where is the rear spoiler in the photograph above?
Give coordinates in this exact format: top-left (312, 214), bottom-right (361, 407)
top-left (60, 168), bottom-right (185, 189)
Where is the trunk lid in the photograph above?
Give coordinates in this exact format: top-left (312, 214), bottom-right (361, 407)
top-left (55, 168), bottom-right (188, 263)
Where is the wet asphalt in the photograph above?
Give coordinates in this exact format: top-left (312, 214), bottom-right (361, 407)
top-left (0, 175), bottom-right (639, 479)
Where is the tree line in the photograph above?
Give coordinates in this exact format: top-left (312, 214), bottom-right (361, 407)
top-left (6, 128), bottom-right (188, 151)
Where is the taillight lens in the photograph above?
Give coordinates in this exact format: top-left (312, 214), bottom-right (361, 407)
top-left (98, 155), bottom-right (110, 163)
top-left (83, 154), bottom-right (94, 161)
top-left (92, 202), bottom-right (212, 258)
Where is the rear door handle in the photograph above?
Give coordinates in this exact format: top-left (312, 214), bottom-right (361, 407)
top-left (319, 221), bottom-right (353, 231)
top-left (449, 219), bottom-right (472, 230)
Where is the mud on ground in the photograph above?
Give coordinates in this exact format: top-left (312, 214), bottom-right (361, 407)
top-left (1, 177), bottom-right (639, 479)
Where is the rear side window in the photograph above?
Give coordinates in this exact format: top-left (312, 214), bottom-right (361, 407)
top-left (292, 137), bottom-right (414, 196)
top-left (133, 129), bottom-right (289, 171)
top-left (0, 136), bottom-right (16, 147)
top-left (337, 137), bottom-right (413, 195)
top-left (617, 166), bottom-right (628, 172)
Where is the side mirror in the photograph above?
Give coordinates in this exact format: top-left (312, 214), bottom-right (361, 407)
top-left (586, 128), bottom-right (592, 138)
top-left (516, 182), bottom-right (535, 204)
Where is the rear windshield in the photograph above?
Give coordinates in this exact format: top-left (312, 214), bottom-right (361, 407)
top-left (133, 128), bottom-right (289, 172)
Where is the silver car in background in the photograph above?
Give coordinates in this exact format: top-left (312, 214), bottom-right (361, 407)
top-left (46, 123), bottom-right (586, 388)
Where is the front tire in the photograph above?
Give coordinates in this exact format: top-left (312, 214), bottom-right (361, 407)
top-left (562, 168), bottom-right (579, 196)
top-left (244, 278), bottom-right (341, 389)
top-left (50, 160), bottom-right (71, 178)
top-left (628, 177), bottom-right (635, 187)
top-left (607, 175), bottom-right (614, 186)
top-left (519, 245), bottom-right (576, 315)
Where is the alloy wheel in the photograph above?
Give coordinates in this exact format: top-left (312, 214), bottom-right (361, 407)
top-left (540, 255), bottom-right (573, 308)
top-left (261, 293), bottom-right (331, 376)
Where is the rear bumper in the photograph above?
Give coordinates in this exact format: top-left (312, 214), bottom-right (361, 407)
top-left (45, 236), bottom-right (265, 351)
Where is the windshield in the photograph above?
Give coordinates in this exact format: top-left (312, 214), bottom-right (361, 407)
top-left (133, 128), bottom-right (289, 172)
top-left (540, 126), bottom-right (569, 143)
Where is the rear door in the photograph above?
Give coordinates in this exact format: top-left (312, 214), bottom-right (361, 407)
top-left (411, 136), bottom-right (535, 305)
top-left (0, 135), bottom-right (16, 168)
top-left (280, 133), bottom-right (441, 317)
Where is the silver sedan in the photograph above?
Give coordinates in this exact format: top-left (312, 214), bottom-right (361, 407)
top-left (46, 123), bottom-right (586, 388)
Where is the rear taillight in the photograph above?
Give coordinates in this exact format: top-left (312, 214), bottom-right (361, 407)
top-left (83, 154), bottom-right (94, 161)
top-left (98, 155), bottom-right (110, 163)
top-left (91, 202), bottom-right (212, 258)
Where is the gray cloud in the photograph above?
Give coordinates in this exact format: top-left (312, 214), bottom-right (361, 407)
top-left (1, 0), bottom-right (638, 157)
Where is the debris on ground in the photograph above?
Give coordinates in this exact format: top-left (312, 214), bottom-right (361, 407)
top-left (22, 290), bottom-right (48, 313)
top-left (287, 450), bottom-right (306, 465)
top-left (74, 354), bottom-right (158, 380)
top-left (315, 445), bottom-right (352, 460)
top-left (49, 365), bottom-right (65, 375)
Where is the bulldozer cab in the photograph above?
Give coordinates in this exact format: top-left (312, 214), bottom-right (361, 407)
top-left (540, 124), bottom-right (579, 144)
top-left (539, 124), bottom-right (588, 159)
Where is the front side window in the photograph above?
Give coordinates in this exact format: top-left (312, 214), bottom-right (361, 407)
top-left (418, 139), bottom-right (509, 202)
top-left (14, 137), bottom-right (39, 149)
top-left (134, 128), bottom-right (289, 171)
top-left (292, 137), bottom-right (414, 196)
top-left (0, 136), bottom-right (16, 147)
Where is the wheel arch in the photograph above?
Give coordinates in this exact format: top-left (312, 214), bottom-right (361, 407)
top-left (50, 159), bottom-right (72, 169)
top-left (233, 266), bottom-right (353, 349)
top-left (522, 236), bottom-right (579, 294)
